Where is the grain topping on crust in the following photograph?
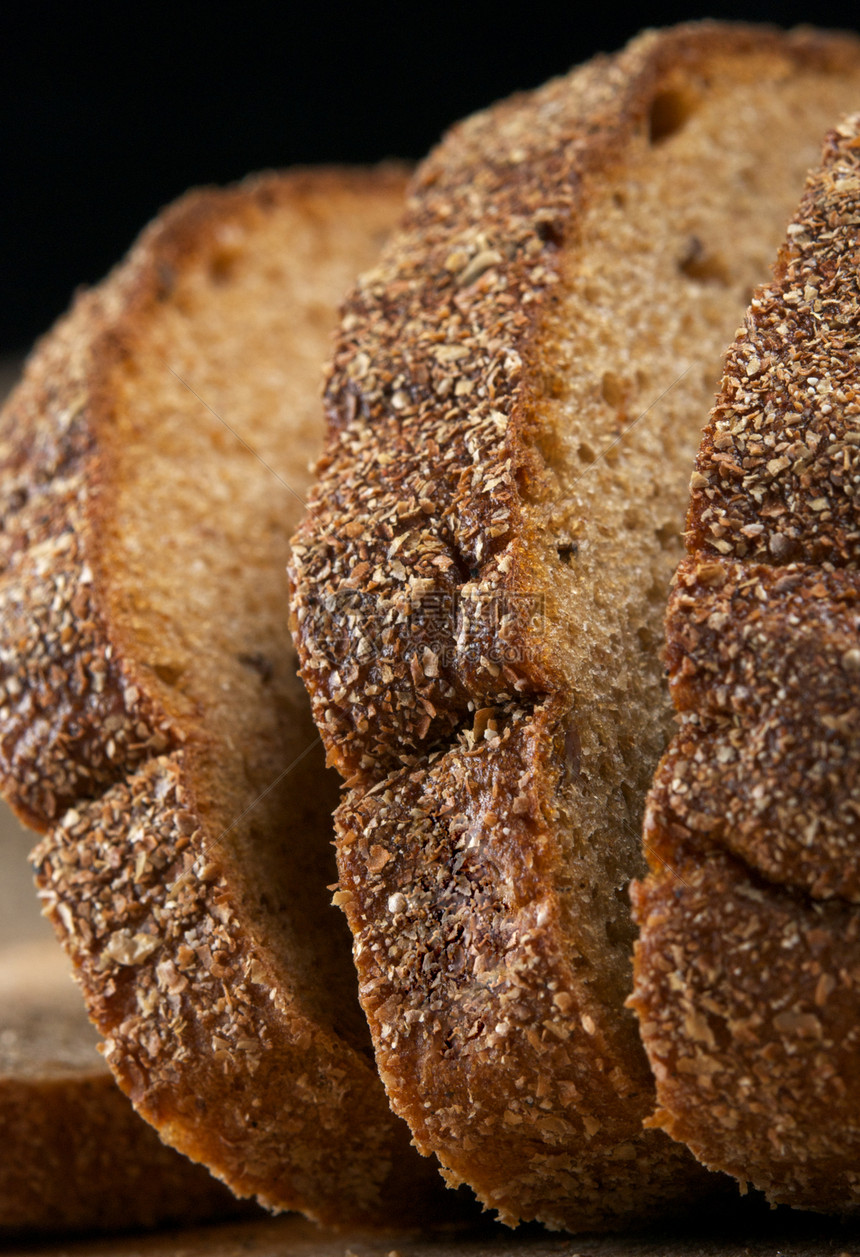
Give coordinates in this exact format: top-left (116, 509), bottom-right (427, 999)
top-left (291, 22), bottom-right (860, 1231)
top-left (631, 115), bottom-right (860, 1211)
top-left (688, 116), bottom-right (860, 567)
top-left (291, 24), bottom-right (860, 789)
top-left (653, 117), bottom-right (860, 897)
top-left (0, 168), bottom-right (457, 1227)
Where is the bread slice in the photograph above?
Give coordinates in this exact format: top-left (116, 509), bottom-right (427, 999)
top-left (0, 937), bottom-right (251, 1234)
top-left (0, 166), bottom-right (461, 1227)
top-left (630, 115), bottom-right (860, 1213)
top-left (0, 793), bottom-right (247, 1234)
top-left (289, 23), bottom-right (860, 1230)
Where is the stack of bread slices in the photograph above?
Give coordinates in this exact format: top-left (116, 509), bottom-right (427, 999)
top-left (3, 19), bottom-right (860, 1239)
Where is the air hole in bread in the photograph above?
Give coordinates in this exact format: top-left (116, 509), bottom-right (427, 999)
top-left (636, 625), bottom-right (654, 652)
top-left (601, 371), bottom-right (625, 408)
top-left (605, 912), bottom-right (634, 949)
top-left (152, 662), bottom-right (184, 687)
top-left (677, 236), bottom-right (729, 285)
top-left (655, 521), bottom-right (680, 550)
top-left (208, 249), bottom-right (239, 285)
top-left (648, 87), bottom-right (696, 143)
top-left (556, 538), bottom-right (579, 565)
top-left (542, 369), bottom-right (567, 400)
top-left (578, 441), bottom-right (597, 465)
top-left (535, 215), bottom-right (565, 247)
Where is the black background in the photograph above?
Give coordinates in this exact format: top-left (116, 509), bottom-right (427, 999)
top-left (4, 1), bottom-right (860, 354)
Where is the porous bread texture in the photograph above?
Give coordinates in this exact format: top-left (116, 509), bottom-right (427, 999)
top-left (0, 167), bottom-right (457, 1227)
top-left (630, 116), bottom-right (860, 1211)
top-left (289, 24), bottom-right (860, 1230)
top-left (0, 939), bottom-right (248, 1233)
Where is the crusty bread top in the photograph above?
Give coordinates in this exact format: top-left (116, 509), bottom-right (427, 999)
top-left (291, 22), bottom-right (860, 784)
top-left (630, 116), bottom-right (860, 1212)
top-left (0, 167), bottom-right (464, 1227)
top-left (290, 22), bottom-right (860, 1230)
top-left (660, 115), bottom-right (860, 900)
top-left (686, 118), bottom-right (860, 572)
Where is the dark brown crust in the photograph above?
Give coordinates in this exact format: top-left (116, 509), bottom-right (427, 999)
top-left (630, 118), bottom-right (860, 1208)
top-left (288, 22), bottom-right (860, 1230)
top-left (631, 834), bottom-right (860, 1213)
top-left (0, 168), bottom-right (460, 1227)
top-left (293, 22), bottom-right (860, 785)
top-left (657, 561), bottom-right (860, 898)
top-left (335, 699), bottom-right (706, 1229)
top-left (34, 752), bottom-right (433, 1222)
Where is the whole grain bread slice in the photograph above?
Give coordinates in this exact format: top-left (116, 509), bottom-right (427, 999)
top-left (0, 166), bottom-right (459, 1227)
top-left (0, 938), bottom-right (252, 1234)
top-left (289, 23), bottom-right (860, 1230)
top-left (630, 115), bottom-right (860, 1214)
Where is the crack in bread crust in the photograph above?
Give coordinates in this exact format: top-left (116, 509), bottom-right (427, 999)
top-left (631, 117), bottom-right (860, 1211)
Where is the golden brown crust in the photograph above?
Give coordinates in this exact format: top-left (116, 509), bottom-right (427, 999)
top-left (0, 167), bottom-right (462, 1227)
top-left (34, 752), bottom-right (428, 1221)
top-left (631, 117), bottom-right (860, 1208)
top-left (290, 22), bottom-right (860, 1230)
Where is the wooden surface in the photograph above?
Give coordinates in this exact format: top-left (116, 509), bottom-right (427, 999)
top-left (3, 1208), bottom-right (860, 1257)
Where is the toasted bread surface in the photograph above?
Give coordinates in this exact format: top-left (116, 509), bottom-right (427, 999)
top-left (630, 116), bottom-right (860, 1211)
top-left (0, 167), bottom-right (463, 1226)
top-left (290, 25), bottom-right (860, 1229)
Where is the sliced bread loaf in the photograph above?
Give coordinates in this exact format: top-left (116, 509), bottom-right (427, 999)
top-left (630, 115), bottom-right (860, 1213)
top-left (0, 166), bottom-right (458, 1226)
top-left (289, 24), bottom-right (860, 1229)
